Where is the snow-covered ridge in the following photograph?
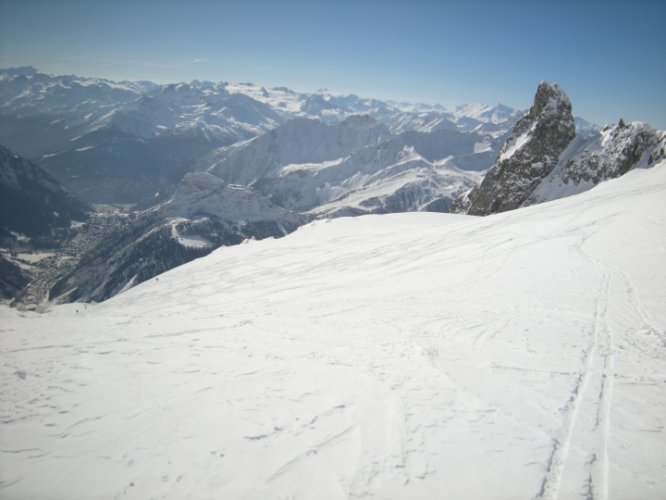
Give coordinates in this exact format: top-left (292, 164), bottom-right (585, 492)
top-left (2, 160), bottom-right (665, 499)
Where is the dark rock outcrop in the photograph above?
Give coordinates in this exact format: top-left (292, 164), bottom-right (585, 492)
top-left (453, 82), bottom-right (576, 215)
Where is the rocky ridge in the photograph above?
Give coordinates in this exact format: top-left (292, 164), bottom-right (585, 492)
top-left (453, 82), bottom-right (664, 215)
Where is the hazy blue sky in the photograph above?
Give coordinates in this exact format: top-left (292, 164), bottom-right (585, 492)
top-left (1, 0), bottom-right (664, 127)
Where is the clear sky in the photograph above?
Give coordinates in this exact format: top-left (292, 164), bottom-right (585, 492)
top-left (1, 0), bottom-right (665, 128)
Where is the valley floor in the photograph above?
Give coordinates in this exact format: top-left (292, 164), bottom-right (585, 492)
top-left (1, 163), bottom-right (665, 499)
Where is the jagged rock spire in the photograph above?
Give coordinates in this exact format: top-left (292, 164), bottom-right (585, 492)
top-left (453, 82), bottom-right (576, 215)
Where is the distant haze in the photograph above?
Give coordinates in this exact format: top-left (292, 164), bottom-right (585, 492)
top-left (0, 0), bottom-right (664, 128)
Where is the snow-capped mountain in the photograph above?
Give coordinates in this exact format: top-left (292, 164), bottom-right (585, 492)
top-left (206, 115), bottom-right (486, 216)
top-left (48, 172), bottom-right (308, 303)
top-left (260, 139), bottom-right (481, 217)
top-left (2, 159), bottom-right (665, 499)
top-left (0, 67), bottom-right (526, 205)
top-left (0, 68), bottom-right (282, 148)
top-left (206, 115), bottom-right (393, 186)
top-left (454, 82), bottom-right (664, 215)
top-left (384, 111), bottom-right (460, 135)
top-left (0, 68), bottom-right (284, 204)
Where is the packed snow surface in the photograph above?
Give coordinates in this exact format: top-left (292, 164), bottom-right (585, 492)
top-left (2, 163), bottom-right (666, 499)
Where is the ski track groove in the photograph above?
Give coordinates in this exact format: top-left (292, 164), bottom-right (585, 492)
top-left (599, 271), bottom-right (614, 499)
top-left (536, 270), bottom-right (611, 500)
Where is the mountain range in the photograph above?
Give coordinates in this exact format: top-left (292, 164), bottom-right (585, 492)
top-left (0, 67), bottom-right (663, 304)
top-left (0, 66), bottom-right (522, 206)
top-left (1, 66), bottom-right (665, 499)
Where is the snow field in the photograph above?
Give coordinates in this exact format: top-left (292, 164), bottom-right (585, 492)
top-left (1, 162), bottom-right (665, 499)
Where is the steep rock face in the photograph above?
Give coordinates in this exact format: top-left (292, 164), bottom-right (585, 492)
top-left (454, 82), bottom-right (576, 215)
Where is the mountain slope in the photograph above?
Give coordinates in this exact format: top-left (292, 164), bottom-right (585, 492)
top-left (206, 116), bottom-right (392, 185)
top-left (0, 145), bottom-right (88, 244)
top-left (207, 116), bottom-right (486, 215)
top-left (48, 172), bottom-right (308, 303)
top-left (2, 160), bottom-right (665, 499)
top-left (0, 255), bottom-right (30, 300)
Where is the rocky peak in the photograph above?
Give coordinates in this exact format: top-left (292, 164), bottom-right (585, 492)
top-left (453, 82), bottom-right (576, 215)
top-left (530, 82), bottom-right (572, 121)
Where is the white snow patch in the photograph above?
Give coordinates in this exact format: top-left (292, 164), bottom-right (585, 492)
top-left (170, 221), bottom-right (212, 249)
top-left (498, 124), bottom-right (535, 161)
top-left (474, 139), bottom-right (492, 154)
top-left (15, 252), bottom-right (53, 264)
top-left (40, 152), bottom-right (63, 159)
top-left (280, 157), bottom-right (347, 175)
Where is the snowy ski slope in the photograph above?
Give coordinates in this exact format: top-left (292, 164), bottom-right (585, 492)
top-left (1, 162), bottom-right (665, 499)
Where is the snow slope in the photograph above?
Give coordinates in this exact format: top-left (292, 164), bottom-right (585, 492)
top-left (1, 161), bottom-right (665, 499)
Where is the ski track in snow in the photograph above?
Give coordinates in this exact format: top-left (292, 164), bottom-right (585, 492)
top-left (1, 164), bottom-right (666, 499)
top-left (537, 266), bottom-right (612, 500)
